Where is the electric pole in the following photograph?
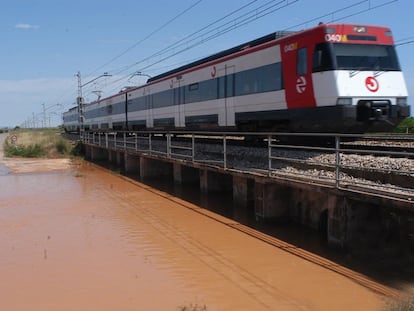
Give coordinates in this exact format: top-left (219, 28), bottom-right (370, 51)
top-left (76, 71), bottom-right (85, 140)
top-left (42, 103), bottom-right (46, 128)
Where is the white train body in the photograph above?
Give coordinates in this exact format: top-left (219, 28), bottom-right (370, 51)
top-left (64, 23), bottom-right (410, 134)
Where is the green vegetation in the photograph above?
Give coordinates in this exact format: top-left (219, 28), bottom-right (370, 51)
top-left (3, 129), bottom-right (77, 158)
top-left (394, 117), bottom-right (414, 134)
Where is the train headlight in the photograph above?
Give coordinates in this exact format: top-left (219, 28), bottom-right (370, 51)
top-left (336, 98), bottom-right (352, 105)
top-left (397, 97), bottom-right (408, 106)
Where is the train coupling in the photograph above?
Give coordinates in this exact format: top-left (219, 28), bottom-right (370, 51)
top-left (357, 100), bottom-right (391, 121)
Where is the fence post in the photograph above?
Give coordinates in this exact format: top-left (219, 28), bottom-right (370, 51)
top-left (167, 133), bottom-right (171, 158)
top-left (335, 135), bottom-right (340, 188)
top-left (223, 134), bottom-right (227, 169)
top-left (268, 134), bottom-right (272, 177)
top-left (192, 134), bottom-right (195, 162)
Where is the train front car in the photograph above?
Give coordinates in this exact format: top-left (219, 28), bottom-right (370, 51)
top-left (285, 23), bottom-right (409, 133)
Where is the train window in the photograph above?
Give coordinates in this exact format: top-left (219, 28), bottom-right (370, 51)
top-left (218, 77), bottom-right (225, 99)
top-left (297, 48), bottom-right (307, 75)
top-left (185, 79), bottom-right (217, 104)
top-left (189, 83), bottom-right (199, 91)
top-left (128, 96), bottom-right (148, 111)
top-left (312, 43), bottom-right (334, 72)
top-left (235, 63), bottom-right (282, 96)
top-left (153, 89), bottom-right (174, 108)
top-left (333, 44), bottom-right (400, 71)
top-left (111, 102), bottom-right (126, 114)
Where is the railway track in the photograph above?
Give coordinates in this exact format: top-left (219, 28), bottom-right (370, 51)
top-left (340, 135), bottom-right (414, 158)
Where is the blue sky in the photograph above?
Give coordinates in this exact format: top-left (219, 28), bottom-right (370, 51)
top-left (1, 0), bottom-right (413, 127)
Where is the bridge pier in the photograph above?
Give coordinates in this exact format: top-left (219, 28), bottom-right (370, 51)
top-left (124, 153), bottom-right (140, 175)
top-left (199, 169), bottom-right (232, 193)
top-left (108, 150), bottom-right (117, 165)
top-left (232, 176), bottom-right (254, 208)
top-left (173, 163), bottom-right (199, 185)
top-left (140, 157), bottom-right (172, 180)
top-left (86, 145), bottom-right (108, 162)
top-left (254, 182), bottom-right (290, 221)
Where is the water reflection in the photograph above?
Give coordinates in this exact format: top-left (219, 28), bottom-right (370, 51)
top-left (138, 174), bottom-right (412, 289)
top-left (143, 177), bottom-right (329, 252)
top-left (0, 162), bottom-right (390, 310)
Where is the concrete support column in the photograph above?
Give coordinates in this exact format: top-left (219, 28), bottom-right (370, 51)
top-left (140, 157), bottom-right (172, 180)
top-left (254, 182), bottom-right (290, 221)
top-left (199, 169), bottom-right (232, 193)
top-left (326, 196), bottom-right (347, 248)
top-left (232, 176), bottom-right (253, 207)
top-left (84, 145), bottom-right (92, 160)
top-left (173, 163), bottom-right (199, 185)
top-left (108, 150), bottom-right (117, 165)
top-left (124, 153), bottom-right (140, 175)
top-left (90, 146), bottom-right (108, 161)
top-left (116, 151), bottom-right (123, 167)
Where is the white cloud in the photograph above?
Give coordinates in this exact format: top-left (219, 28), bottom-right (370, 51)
top-left (15, 23), bottom-right (40, 30)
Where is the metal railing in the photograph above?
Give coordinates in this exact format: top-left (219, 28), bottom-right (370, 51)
top-left (83, 131), bottom-right (414, 202)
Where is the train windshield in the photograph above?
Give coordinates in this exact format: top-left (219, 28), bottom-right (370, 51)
top-left (312, 43), bottom-right (401, 72)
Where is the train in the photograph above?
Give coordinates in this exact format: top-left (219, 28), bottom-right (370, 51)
top-left (63, 23), bottom-right (410, 134)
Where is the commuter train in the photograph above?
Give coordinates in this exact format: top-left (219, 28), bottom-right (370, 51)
top-left (63, 23), bottom-right (410, 134)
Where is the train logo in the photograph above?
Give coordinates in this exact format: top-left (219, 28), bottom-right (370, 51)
top-left (211, 66), bottom-right (217, 78)
top-left (296, 76), bottom-right (307, 94)
top-left (365, 76), bottom-right (379, 92)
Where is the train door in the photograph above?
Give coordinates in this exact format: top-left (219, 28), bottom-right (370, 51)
top-left (174, 79), bottom-right (185, 127)
top-left (281, 40), bottom-right (316, 109)
top-left (219, 65), bottom-right (235, 127)
top-left (105, 101), bottom-right (113, 130)
top-left (124, 92), bottom-right (129, 130)
top-left (146, 87), bottom-right (153, 128)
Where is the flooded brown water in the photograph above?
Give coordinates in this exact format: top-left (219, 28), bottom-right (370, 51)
top-left (0, 135), bottom-right (390, 310)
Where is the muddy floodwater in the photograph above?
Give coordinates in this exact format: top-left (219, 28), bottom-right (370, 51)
top-left (0, 136), bottom-right (389, 310)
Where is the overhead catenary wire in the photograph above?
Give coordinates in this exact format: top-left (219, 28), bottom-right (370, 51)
top-left (76, 0), bottom-right (403, 99)
top-left (108, 0), bottom-right (399, 87)
top-left (85, 0), bottom-right (205, 80)
top-left (90, 0), bottom-right (301, 96)
top-left (21, 0), bottom-right (206, 126)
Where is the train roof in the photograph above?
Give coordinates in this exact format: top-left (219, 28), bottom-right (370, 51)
top-left (147, 23), bottom-right (394, 84)
top-left (63, 106), bottom-right (78, 113)
top-left (147, 30), bottom-right (296, 83)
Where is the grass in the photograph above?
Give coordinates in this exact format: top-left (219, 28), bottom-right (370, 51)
top-left (3, 128), bottom-right (75, 158)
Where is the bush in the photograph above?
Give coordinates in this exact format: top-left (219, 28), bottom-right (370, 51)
top-left (5, 142), bottom-right (46, 158)
top-left (70, 141), bottom-right (85, 156)
top-left (55, 138), bottom-right (70, 154)
top-left (3, 129), bottom-right (76, 158)
top-left (394, 117), bottom-right (414, 134)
